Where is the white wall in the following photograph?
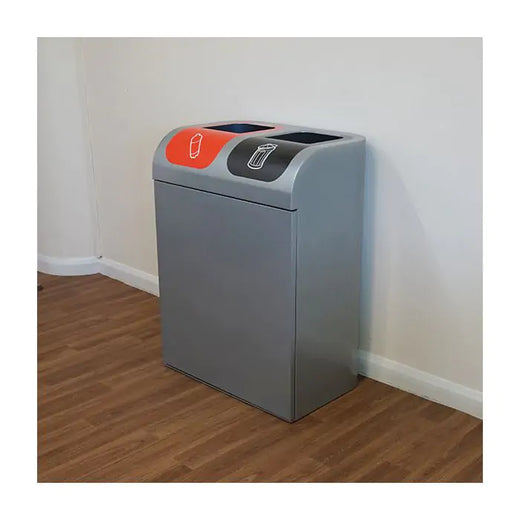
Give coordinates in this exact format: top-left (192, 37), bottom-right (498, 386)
top-left (39, 38), bottom-right (482, 412)
top-left (38, 38), bottom-right (97, 264)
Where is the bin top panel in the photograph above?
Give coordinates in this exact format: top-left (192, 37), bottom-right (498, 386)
top-left (153, 121), bottom-right (365, 210)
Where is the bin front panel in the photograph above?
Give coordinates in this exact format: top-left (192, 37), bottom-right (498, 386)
top-left (155, 181), bottom-right (296, 420)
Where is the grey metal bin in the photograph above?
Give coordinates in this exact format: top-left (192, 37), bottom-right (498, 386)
top-left (152, 121), bottom-right (365, 422)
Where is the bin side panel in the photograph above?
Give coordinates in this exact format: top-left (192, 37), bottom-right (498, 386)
top-left (154, 182), bottom-right (296, 421)
top-left (294, 142), bottom-right (365, 419)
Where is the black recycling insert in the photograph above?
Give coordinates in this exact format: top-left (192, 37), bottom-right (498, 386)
top-left (205, 123), bottom-right (275, 134)
top-left (271, 132), bottom-right (343, 144)
top-left (228, 137), bottom-right (306, 182)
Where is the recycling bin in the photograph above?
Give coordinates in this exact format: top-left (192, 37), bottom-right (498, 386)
top-left (153, 121), bottom-right (365, 422)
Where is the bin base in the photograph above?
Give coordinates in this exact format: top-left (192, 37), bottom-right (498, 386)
top-left (164, 362), bottom-right (359, 423)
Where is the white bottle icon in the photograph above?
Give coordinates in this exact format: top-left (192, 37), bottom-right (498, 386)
top-left (247, 143), bottom-right (277, 170)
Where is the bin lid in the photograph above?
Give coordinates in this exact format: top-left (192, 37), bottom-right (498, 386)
top-left (153, 121), bottom-right (365, 210)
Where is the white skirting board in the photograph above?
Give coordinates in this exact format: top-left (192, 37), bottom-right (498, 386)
top-left (358, 350), bottom-right (482, 419)
top-left (37, 254), bottom-right (482, 419)
top-left (37, 254), bottom-right (99, 276)
top-left (37, 254), bottom-right (159, 295)
top-left (98, 257), bottom-right (159, 296)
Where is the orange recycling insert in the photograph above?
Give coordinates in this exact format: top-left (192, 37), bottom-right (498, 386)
top-left (165, 127), bottom-right (238, 169)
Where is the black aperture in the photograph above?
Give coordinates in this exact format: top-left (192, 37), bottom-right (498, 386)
top-left (271, 132), bottom-right (343, 144)
top-left (205, 123), bottom-right (275, 134)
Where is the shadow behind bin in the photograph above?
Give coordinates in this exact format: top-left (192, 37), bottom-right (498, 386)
top-left (153, 121), bottom-right (365, 422)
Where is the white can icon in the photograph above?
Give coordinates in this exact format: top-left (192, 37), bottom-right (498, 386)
top-left (247, 143), bottom-right (278, 170)
top-left (189, 133), bottom-right (203, 159)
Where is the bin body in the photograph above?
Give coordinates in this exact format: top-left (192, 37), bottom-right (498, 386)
top-left (153, 121), bottom-right (365, 421)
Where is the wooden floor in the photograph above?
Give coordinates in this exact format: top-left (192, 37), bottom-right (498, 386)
top-left (38, 272), bottom-right (483, 483)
